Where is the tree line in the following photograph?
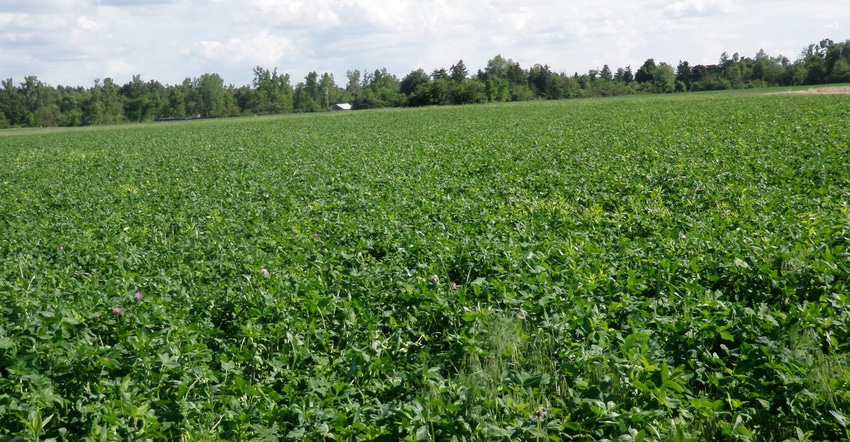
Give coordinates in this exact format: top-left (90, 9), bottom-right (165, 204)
top-left (1, 38), bottom-right (849, 128)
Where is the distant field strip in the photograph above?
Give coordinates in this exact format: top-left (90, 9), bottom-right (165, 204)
top-left (766, 85), bottom-right (850, 95)
top-left (1, 94), bottom-right (849, 441)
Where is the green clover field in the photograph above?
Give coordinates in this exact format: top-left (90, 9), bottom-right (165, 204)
top-left (1, 93), bottom-right (849, 441)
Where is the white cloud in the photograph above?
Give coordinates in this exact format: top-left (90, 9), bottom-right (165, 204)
top-left (665, 0), bottom-right (737, 17)
top-left (1, 0), bottom-right (849, 87)
top-left (0, 12), bottom-right (68, 31)
top-left (3, 0), bottom-right (83, 13)
top-left (196, 32), bottom-right (297, 66)
top-left (342, 0), bottom-right (412, 30)
top-left (76, 16), bottom-right (99, 31)
top-left (247, 0), bottom-right (341, 28)
top-left (106, 59), bottom-right (133, 78)
top-left (0, 13), bottom-right (17, 27)
top-left (0, 33), bottom-right (36, 44)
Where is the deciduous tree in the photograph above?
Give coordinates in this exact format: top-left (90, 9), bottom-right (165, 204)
top-left (635, 59), bottom-right (657, 84)
top-left (400, 69), bottom-right (430, 96)
top-left (654, 63), bottom-right (676, 93)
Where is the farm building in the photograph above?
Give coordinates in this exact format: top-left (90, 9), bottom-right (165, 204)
top-left (332, 103), bottom-right (352, 111)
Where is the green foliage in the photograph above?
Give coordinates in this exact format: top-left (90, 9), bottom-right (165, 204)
top-left (636, 59), bottom-right (657, 84)
top-left (1, 94), bottom-right (850, 441)
top-left (355, 68), bottom-right (402, 109)
top-left (400, 69), bottom-right (431, 98)
top-left (247, 67), bottom-right (294, 115)
top-left (450, 60), bottom-right (469, 82)
top-left (654, 63), bottom-right (676, 93)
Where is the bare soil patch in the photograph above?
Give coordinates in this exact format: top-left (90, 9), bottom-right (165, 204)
top-left (766, 86), bottom-right (850, 95)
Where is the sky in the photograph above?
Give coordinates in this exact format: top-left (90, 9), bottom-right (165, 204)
top-left (1, 0), bottom-right (848, 88)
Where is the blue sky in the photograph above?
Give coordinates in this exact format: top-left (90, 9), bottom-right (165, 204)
top-left (1, 0), bottom-right (847, 88)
